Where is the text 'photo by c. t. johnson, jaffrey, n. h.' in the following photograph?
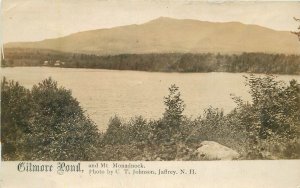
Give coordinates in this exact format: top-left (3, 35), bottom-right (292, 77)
top-left (1, 1), bottom-right (300, 161)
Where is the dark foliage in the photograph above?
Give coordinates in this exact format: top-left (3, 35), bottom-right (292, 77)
top-left (1, 77), bottom-right (99, 160)
top-left (1, 75), bottom-right (299, 160)
top-left (99, 76), bottom-right (300, 160)
top-left (3, 48), bottom-right (300, 74)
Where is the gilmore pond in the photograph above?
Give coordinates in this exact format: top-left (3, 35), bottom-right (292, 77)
top-left (2, 67), bottom-right (300, 131)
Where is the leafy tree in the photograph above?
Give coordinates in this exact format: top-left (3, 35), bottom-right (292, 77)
top-left (102, 116), bottom-right (127, 145)
top-left (1, 78), bottom-right (100, 160)
top-left (127, 116), bottom-right (151, 144)
top-left (1, 77), bottom-right (32, 160)
top-left (25, 78), bottom-right (99, 160)
top-left (232, 75), bottom-right (300, 158)
top-left (163, 84), bottom-right (185, 128)
top-left (244, 75), bottom-right (299, 138)
top-left (150, 84), bottom-right (186, 145)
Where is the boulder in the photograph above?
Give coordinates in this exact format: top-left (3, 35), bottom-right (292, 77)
top-left (195, 141), bottom-right (240, 160)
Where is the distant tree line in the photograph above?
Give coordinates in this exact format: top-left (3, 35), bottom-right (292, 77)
top-left (2, 48), bottom-right (300, 74)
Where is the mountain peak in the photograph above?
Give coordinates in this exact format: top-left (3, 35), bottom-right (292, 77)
top-left (154, 16), bottom-right (176, 21)
top-left (146, 16), bottom-right (181, 24)
top-left (5, 18), bottom-right (300, 55)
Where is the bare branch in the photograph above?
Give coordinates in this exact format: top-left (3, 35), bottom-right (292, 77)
top-left (292, 17), bottom-right (300, 41)
top-left (293, 17), bottom-right (300, 22)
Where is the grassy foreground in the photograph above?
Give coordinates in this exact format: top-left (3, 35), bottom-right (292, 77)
top-left (1, 75), bottom-right (300, 160)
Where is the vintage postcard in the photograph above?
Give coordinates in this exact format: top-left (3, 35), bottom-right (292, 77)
top-left (1, 0), bottom-right (300, 187)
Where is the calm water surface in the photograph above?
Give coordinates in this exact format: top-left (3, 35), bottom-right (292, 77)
top-left (2, 67), bottom-right (300, 131)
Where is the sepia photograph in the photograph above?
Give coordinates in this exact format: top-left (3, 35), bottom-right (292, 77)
top-left (1, 0), bottom-right (300, 164)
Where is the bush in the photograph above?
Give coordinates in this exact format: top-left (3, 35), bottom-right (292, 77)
top-left (1, 77), bottom-right (100, 160)
top-left (99, 76), bottom-right (300, 160)
top-left (1, 77), bottom-right (32, 160)
top-left (151, 84), bottom-right (186, 144)
top-left (232, 75), bottom-right (300, 159)
top-left (180, 75), bottom-right (300, 159)
top-left (3, 75), bottom-right (299, 160)
top-left (102, 116), bottom-right (129, 145)
top-left (127, 116), bottom-right (151, 144)
top-left (163, 84), bottom-right (185, 128)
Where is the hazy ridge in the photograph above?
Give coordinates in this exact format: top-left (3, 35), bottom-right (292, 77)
top-left (5, 17), bottom-right (300, 55)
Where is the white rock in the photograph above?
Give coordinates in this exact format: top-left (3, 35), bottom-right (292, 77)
top-left (195, 141), bottom-right (240, 160)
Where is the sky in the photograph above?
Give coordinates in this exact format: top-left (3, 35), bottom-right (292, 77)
top-left (1, 0), bottom-right (300, 43)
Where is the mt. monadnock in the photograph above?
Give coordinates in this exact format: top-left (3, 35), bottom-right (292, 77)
top-left (5, 17), bottom-right (300, 55)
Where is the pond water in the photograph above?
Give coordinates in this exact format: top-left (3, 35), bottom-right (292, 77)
top-left (2, 67), bottom-right (299, 130)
